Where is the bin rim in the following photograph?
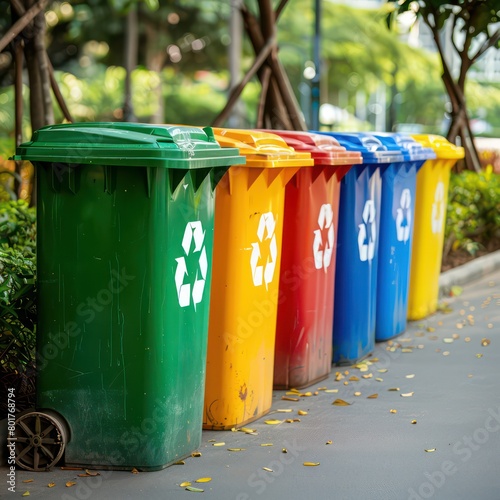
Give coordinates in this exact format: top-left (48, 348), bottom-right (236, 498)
top-left (312, 131), bottom-right (405, 164)
top-left (211, 127), bottom-right (314, 168)
top-left (372, 133), bottom-right (436, 162)
top-left (14, 122), bottom-right (245, 169)
top-left (258, 129), bottom-right (363, 166)
top-left (410, 134), bottom-right (465, 160)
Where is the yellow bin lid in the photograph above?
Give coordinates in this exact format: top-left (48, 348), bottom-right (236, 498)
top-left (411, 134), bottom-right (465, 160)
top-left (211, 127), bottom-right (314, 168)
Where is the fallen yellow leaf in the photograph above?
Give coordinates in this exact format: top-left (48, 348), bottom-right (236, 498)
top-left (212, 442), bottom-right (225, 446)
top-left (411, 420), bottom-right (417, 424)
top-left (482, 338), bottom-right (491, 346)
top-left (425, 448), bottom-right (436, 453)
top-left (277, 409), bottom-right (293, 413)
top-left (406, 374), bottom-right (415, 379)
top-left (65, 482), bottom-right (77, 487)
top-left (362, 373), bottom-right (373, 379)
top-left (260, 443), bottom-right (273, 447)
top-left (191, 452), bottom-right (202, 457)
top-left (262, 467), bottom-right (273, 472)
top-left (195, 477), bottom-right (212, 483)
top-left (324, 389), bottom-right (339, 393)
top-left (22, 480), bottom-right (34, 483)
top-left (303, 462), bottom-right (320, 466)
top-left (401, 392), bottom-right (414, 397)
top-left (298, 410), bottom-right (308, 415)
top-left (282, 396), bottom-right (300, 402)
top-left (131, 468), bottom-right (139, 474)
top-left (367, 394), bottom-right (378, 399)
top-left (378, 369), bottom-right (388, 373)
top-left (354, 392), bottom-right (362, 396)
top-left (390, 409), bottom-right (397, 414)
top-left (265, 419), bottom-right (282, 425)
top-left (240, 427), bottom-right (257, 434)
top-left (332, 398), bottom-right (351, 406)
top-left (227, 448), bottom-right (246, 452)
top-left (186, 486), bottom-right (204, 492)
top-left (388, 387), bottom-right (400, 391)
top-left (22, 492), bottom-right (30, 497)
top-left (47, 483), bottom-right (56, 488)
top-left (180, 482), bottom-right (192, 487)
top-left (326, 440), bottom-right (333, 445)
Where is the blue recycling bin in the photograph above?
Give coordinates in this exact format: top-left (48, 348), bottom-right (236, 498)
top-left (372, 134), bottom-right (436, 341)
top-left (316, 132), bottom-right (404, 365)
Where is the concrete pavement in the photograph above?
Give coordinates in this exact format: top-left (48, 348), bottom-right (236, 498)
top-left (2, 264), bottom-right (500, 500)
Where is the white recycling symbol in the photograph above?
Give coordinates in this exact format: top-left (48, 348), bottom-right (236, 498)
top-left (395, 188), bottom-right (412, 243)
top-left (313, 203), bottom-right (335, 272)
top-left (358, 199), bottom-right (376, 262)
top-left (250, 212), bottom-right (278, 288)
top-left (431, 181), bottom-right (445, 234)
top-left (174, 221), bottom-right (208, 309)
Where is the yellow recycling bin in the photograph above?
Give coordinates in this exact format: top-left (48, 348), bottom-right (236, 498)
top-left (204, 128), bottom-right (313, 430)
top-left (407, 135), bottom-right (464, 320)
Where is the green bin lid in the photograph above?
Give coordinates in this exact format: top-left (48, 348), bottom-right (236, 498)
top-left (15, 122), bottom-right (245, 169)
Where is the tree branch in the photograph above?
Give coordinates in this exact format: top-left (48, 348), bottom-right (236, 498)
top-left (256, 66), bottom-right (271, 128)
top-left (470, 27), bottom-right (500, 65)
top-left (212, 35), bottom-right (276, 126)
top-left (274, 0), bottom-right (289, 21)
top-left (449, 12), bottom-right (461, 56)
top-left (47, 60), bottom-right (73, 122)
top-left (0, 0), bottom-right (48, 53)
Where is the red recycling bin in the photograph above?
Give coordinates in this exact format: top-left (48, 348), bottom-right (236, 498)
top-left (267, 131), bottom-right (362, 389)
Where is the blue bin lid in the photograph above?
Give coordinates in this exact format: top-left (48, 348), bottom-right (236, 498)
top-left (372, 133), bottom-right (436, 162)
top-left (313, 132), bottom-right (404, 164)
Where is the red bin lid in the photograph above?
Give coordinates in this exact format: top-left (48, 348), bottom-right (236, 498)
top-left (260, 130), bottom-right (363, 166)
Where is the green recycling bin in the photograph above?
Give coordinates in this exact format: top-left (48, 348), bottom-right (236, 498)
top-left (14, 123), bottom-right (243, 471)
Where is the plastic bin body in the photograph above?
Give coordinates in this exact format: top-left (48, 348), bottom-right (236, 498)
top-left (265, 131), bottom-right (361, 389)
top-left (204, 129), bottom-right (312, 429)
top-left (407, 135), bottom-right (464, 320)
top-left (320, 133), bottom-right (403, 365)
top-left (373, 134), bottom-right (435, 340)
top-left (16, 123), bottom-right (243, 470)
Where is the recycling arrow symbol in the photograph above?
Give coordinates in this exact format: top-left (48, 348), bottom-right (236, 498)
top-left (395, 188), bottom-right (412, 243)
top-left (175, 220), bottom-right (208, 309)
top-left (431, 181), bottom-right (445, 234)
top-left (358, 199), bottom-right (376, 262)
top-left (313, 203), bottom-right (335, 272)
top-left (250, 212), bottom-right (278, 288)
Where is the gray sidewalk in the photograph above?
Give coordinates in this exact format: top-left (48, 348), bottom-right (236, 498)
top-left (2, 265), bottom-right (500, 500)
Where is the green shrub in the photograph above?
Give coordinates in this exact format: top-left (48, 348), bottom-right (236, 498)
top-left (0, 200), bottom-right (36, 377)
top-left (0, 199), bottom-right (36, 257)
top-left (444, 168), bottom-right (500, 257)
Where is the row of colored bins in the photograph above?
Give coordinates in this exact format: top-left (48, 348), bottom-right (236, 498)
top-left (15, 123), bottom-right (463, 472)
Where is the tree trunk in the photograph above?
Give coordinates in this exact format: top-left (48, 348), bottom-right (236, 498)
top-left (123, 4), bottom-right (138, 122)
top-left (144, 16), bottom-right (166, 124)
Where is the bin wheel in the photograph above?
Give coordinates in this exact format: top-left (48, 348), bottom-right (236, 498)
top-left (14, 410), bottom-right (69, 471)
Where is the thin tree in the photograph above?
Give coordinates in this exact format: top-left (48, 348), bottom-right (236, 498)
top-left (388, 0), bottom-right (500, 171)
